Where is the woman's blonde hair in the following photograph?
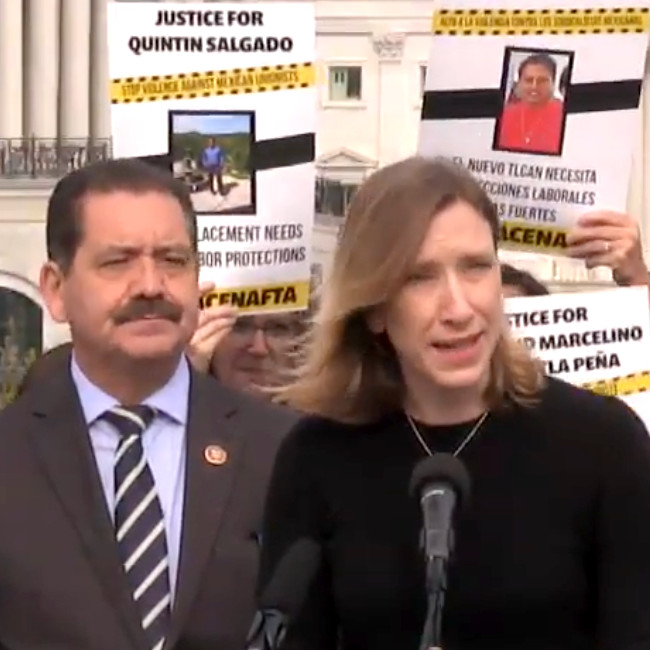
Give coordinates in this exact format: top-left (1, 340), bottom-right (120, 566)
top-left (277, 156), bottom-right (545, 422)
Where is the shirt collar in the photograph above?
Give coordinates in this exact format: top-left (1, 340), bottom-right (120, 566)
top-left (70, 353), bottom-right (191, 426)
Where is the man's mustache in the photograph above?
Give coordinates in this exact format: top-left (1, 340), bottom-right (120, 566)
top-left (112, 298), bottom-right (183, 325)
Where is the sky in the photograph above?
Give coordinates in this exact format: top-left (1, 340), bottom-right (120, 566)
top-left (172, 113), bottom-right (251, 135)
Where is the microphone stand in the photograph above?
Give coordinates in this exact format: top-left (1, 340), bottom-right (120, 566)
top-left (419, 554), bottom-right (449, 650)
top-left (245, 609), bottom-right (288, 650)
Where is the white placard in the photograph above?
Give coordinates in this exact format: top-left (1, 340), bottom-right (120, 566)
top-left (505, 286), bottom-right (650, 425)
top-left (107, 2), bottom-right (317, 314)
top-left (418, 1), bottom-right (650, 256)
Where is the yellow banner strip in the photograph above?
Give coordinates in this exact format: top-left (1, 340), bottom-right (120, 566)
top-left (499, 221), bottom-right (569, 253)
top-left (111, 62), bottom-right (315, 104)
top-left (582, 370), bottom-right (650, 397)
top-left (199, 280), bottom-right (311, 314)
top-left (432, 7), bottom-right (650, 35)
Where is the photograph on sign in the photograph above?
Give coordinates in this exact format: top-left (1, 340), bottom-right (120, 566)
top-left (505, 286), bottom-right (650, 426)
top-left (169, 110), bottom-right (256, 215)
top-left (107, 2), bottom-right (317, 315)
top-left (493, 47), bottom-right (573, 157)
top-left (418, 1), bottom-right (650, 256)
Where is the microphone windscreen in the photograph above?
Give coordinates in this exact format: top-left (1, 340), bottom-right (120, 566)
top-left (409, 453), bottom-right (471, 510)
top-left (259, 538), bottom-right (322, 616)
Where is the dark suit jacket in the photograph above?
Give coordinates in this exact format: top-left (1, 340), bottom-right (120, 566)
top-left (0, 359), bottom-right (297, 650)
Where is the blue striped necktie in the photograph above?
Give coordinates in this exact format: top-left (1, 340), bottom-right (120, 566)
top-left (103, 405), bottom-right (171, 650)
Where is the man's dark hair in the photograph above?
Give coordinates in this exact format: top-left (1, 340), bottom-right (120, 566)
top-left (518, 52), bottom-right (557, 81)
top-left (46, 158), bottom-right (197, 273)
top-left (501, 263), bottom-right (550, 296)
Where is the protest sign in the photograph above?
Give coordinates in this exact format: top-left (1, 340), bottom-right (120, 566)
top-left (505, 286), bottom-right (650, 425)
top-left (107, 2), bottom-right (316, 314)
top-left (418, 1), bottom-right (650, 255)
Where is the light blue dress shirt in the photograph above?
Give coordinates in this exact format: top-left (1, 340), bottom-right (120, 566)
top-left (70, 354), bottom-right (189, 602)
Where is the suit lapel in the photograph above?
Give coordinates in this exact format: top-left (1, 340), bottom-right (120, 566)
top-left (165, 372), bottom-right (245, 649)
top-left (28, 366), bottom-right (149, 650)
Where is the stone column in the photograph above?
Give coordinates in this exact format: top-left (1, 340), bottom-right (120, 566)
top-left (372, 32), bottom-right (405, 166)
top-left (89, 0), bottom-right (111, 144)
top-left (24, 0), bottom-right (60, 139)
top-left (59, 0), bottom-right (91, 142)
top-left (0, 0), bottom-right (23, 139)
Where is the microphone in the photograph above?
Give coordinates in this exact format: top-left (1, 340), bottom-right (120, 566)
top-left (246, 538), bottom-right (322, 650)
top-left (410, 453), bottom-right (471, 566)
top-left (409, 454), bottom-right (471, 650)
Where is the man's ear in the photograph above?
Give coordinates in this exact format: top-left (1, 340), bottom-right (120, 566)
top-left (366, 306), bottom-right (385, 334)
top-left (39, 261), bottom-right (68, 324)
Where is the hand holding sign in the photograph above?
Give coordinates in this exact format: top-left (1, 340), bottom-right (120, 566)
top-left (566, 211), bottom-right (649, 285)
top-left (187, 281), bottom-right (238, 373)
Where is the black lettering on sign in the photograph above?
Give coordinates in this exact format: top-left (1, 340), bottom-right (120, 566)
top-left (506, 203), bottom-right (557, 223)
top-left (573, 352), bottom-right (621, 372)
top-left (507, 162), bottom-right (544, 180)
top-left (264, 223), bottom-right (304, 241)
top-left (198, 251), bottom-right (222, 268)
top-left (202, 285), bottom-right (299, 309)
top-left (199, 225), bottom-right (261, 243)
top-left (530, 186), bottom-right (596, 206)
top-left (546, 358), bottom-right (570, 374)
top-left (467, 158), bottom-right (505, 175)
top-left (507, 310), bottom-right (550, 328)
top-left (500, 223), bottom-right (567, 251)
top-left (551, 307), bottom-right (588, 325)
top-left (538, 326), bottom-right (642, 350)
top-left (544, 167), bottom-right (597, 184)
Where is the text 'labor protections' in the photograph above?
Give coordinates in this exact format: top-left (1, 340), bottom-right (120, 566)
top-left (107, 2), bottom-right (317, 314)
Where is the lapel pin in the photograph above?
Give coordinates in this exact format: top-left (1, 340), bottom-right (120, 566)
top-left (204, 444), bottom-right (228, 466)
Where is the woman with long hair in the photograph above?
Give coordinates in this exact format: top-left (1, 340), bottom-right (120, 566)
top-left (258, 156), bottom-right (650, 650)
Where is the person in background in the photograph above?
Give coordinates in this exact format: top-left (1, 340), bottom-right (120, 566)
top-left (201, 137), bottom-right (225, 196)
top-left (259, 156), bottom-right (650, 650)
top-left (500, 263), bottom-right (550, 298)
top-left (0, 158), bottom-right (296, 650)
top-left (187, 279), bottom-right (315, 397)
top-left (496, 52), bottom-right (564, 155)
top-left (188, 307), bottom-right (308, 397)
top-left (208, 313), bottom-right (306, 394)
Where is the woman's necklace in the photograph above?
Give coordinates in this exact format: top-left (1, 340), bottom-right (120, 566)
top-left (405, 411), bottom-right (489, 457)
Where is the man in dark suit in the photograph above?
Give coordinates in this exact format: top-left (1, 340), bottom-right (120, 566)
top-left (0, 158), bottom-right (296, 650)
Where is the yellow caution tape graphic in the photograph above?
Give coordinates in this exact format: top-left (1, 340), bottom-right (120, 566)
top-left (582, 371), bottom-right (650, 397)
top-left (199, 280), bottom-right (311, 314)
top-left (499, 221), bottom-right (568, 252)
top-left (432, 7), bottom-right (650, 35)
top-left (111, 62), bottom-right (315, 104)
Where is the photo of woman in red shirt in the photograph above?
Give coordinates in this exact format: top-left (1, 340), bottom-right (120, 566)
top-left (496, 52), bottom-right (567, 156)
